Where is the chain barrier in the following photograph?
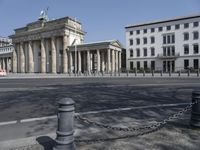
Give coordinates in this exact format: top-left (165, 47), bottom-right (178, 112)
top-left (75, 101), bottom-right (197, 143)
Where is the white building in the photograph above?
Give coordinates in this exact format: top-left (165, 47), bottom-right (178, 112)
top-left (0, 37), bottom-right (13, 72)
top-left (125, 14), bottom-right (200, 72)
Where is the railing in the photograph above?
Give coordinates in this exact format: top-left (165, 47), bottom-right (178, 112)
top-left (157, 52), bottom-right (180, 59)
top-left (53, 91), bottom-right (200, 149)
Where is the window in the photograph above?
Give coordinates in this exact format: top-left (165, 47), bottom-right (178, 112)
top-left (137, 61), bottom-right (140, 69)
top-left (193, 44), bottom-right (199, 54)
top-left (136, 38), bottom-right (140, 45)
top-left (136, 30), bottom-right (140, 35)
top-left (151, 61), bottom-right (155, 70)
top-left (143, 48), bottom-right (147, 57)
top-left (143, 37), bottom-right (147, 44)
top-left (159, 27), bottom-right (163, 32)
top-left (151, 36), bottom-right (155, 44)
top-left (184, 32), bottom-right (189, 41)
top-left (130, 61), bottom-right (134, 70)
top-left (143, 29), bottom-right (147, 34)
top-left (175, 24), bottom-right (180, 30)
top-left (172, 46), bottom-right (175, 55)
top-left (172, 34), bottom-right (175, 43)
top-left (130, 31), bottom-right (133, 35)
top-left (163, 36), bottom-right (166, 44)
top-left (184, 45), bottom-right (189, 54)
top-left (194, 59), bottom-right (199, 69)
top-left (136, 49), bottom-right (140, 57)
top-left (184, 23), bottom-right (189, 28)
top-left (151, 28), bottom-right (155, 33)
top-left (193, 22), bottom-right (199, 27)
top-left (130, 49), bottom-right (133, 57)
top-left (193, 32), bottom-right (199, 40)
top-left (144, 61), bottom-right (148, 69)
top-left (167, 26), bottom-right (171, 31)
top-left (167, 35), bottom-right (171, 43)
top-left (184, 59), bottom-right (189, 69)
top-left (129, 39), bottom-right (133, 46)
top-left (151, 47), bottom-right (155, 56)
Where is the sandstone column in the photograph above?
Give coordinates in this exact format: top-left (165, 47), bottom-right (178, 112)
top-left (112, 49), bottom-right (115, 73)
top-left (51, 37), bottom-right (57, 73)
top-left (41, 38), bottom-right (46, 73)
top-left (12, 44), bottom-right (17, 73)
top-left (2, 58), bottom-right (5, 70)
top-left (97, 49), bottom-right (100, 72)
top-left (119, 51), bottom-right (121, 72)
top-left (87, 50), bottom-right (90, 73)
top-left (116, 50), bottom-right (118, 72)
top-left (20, 42), bottom-right (25, 73)
top-left (107, 49), bottom-right (111, 73)
top-left (78, 51), bottom-right (81, 73)
top-left (101, 51), bottom-right (105, 72)
top-left (69, 51), bottom-right (73, 73)
top-left (63, 35), bottom-right (68, 73)
top-left (28, 41), bottom-right (34, 73)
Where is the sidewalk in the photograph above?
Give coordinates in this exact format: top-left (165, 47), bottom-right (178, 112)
top-left (0, 72), bottom-right (199, 79)
top-left (0, 105), bottom-right (200, 150)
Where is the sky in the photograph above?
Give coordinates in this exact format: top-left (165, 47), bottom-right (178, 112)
top-left (0, 0), bottom-right (200, 47)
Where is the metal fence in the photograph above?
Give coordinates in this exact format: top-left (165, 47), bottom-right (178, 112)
top-left (53, 91), bottom-right (200, 150)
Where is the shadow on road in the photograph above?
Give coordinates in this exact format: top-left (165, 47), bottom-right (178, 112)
top-left (36, 136), bottom-right (56, 150)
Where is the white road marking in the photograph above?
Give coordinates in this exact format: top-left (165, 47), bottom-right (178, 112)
top-left (0, 102), bottom-right (189, 126)
top-left (0, 121), bottom-right (17, 126)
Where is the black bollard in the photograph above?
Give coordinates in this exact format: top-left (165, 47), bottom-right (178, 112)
top-left (152, 70), bottom-right (154, 77)
top-left (178, 70), bottom-right (181, 77)
top-left (160, 70), bottom-right (163, 77)
top-left (54, 98), bottom-right (75, 150)
top-left (197, 69), bottom-right (199, 77)
top-left (143, 70), bottom-right (145, 76)
top-left (191, 91), bottom-right (200, 128)
top-left (188, 69), bottom-right (190, 76)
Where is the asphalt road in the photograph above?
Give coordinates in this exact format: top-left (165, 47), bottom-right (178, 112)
top-left (0, 77), bottom-right (200, 122)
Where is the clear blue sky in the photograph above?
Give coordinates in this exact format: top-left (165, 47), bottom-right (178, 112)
top-left (0, 0), bottom-right (200, 46)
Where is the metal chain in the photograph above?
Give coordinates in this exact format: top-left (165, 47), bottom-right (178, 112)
top-left (75, 101), bottom-right (197, 143)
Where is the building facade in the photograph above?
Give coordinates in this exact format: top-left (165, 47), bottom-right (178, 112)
top-left (125, 14), bottom-right (200, 72)
top-left (10, 17), bottom-right (84, 73)
top-left (68, 40), bottom-right (122, 74)
top-left (10, 16), bottom-right (122, 74)
top-left (0, 37), bottom-right (13, 72)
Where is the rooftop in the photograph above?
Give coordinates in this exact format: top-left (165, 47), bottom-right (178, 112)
top-left (125, 13), bottom-right (200, 29)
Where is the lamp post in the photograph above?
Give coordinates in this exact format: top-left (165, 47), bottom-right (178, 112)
top-left (74, 18), bottom-right (77, 76)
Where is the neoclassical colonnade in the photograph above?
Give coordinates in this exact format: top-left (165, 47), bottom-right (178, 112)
top-left (12, 35), bottom-right (71, 74)
top-left (0, 56), bottom-right (11, 72)
top-left (69, 41), bottom-right (122, 74)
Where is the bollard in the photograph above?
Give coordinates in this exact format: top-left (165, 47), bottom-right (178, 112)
top-left (143, 70), bottom-right (145, 77)
top-left (160, 70), bottom-right (163, 77)
top-left (178, 70), bottom-right (181, 77)
top-left (127, 70), bottom-right (129, 77)
top-left (135, 70), bottom-right (137, 77)
top-left (54, 98), bottom-right (75, 150)
top-left (152, 70), bottom-right (154, 77)
top-left (188, 69), bottom-right (190, 77)
top-left (197, 69), bottom-right (199, 77)
top-left (190, 91), bottom-right (200, 128)
top-left (169, 70), bottom-right (171, 77)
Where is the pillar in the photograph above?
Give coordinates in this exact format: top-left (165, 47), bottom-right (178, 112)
top-left (2, 58), bottom-right (5, 70)
top-left (119, 51), bottom-right (121, 72)
top-left (112, 49), bottom-right (115, 73)
top-left (87, 50), bottom-right (90, 73)
top-left (28, 41), bottom-right (34, 73)
top-left (12, 45), bottom-right (17, 73)
top-left (107, 49), bottom-right (111, 73)
top-left (69, 51), bottom-right (73, 73)
top-left (51, 37), bottom-right (57, 73)
top-left (63, 35), bottom-right (68, 73)
top-left (97, 49), bottom-right (100, 72)
top-left (20, 42), bottom-right (25, 73)
top-left (115, 51), bottom-right (118, 72)
top-left (78, 51), bottom-right (81, 73)
top-left (101, 51), bottom-right (105, 72)
top-left (41, 39), bottom-right (46, 73)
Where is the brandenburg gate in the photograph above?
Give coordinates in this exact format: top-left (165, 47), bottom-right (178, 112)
top-left (10, 16), bottom-right (122, 74)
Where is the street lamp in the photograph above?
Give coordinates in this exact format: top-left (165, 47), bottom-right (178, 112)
top-left (74, 18), bottom-right (77, 75)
